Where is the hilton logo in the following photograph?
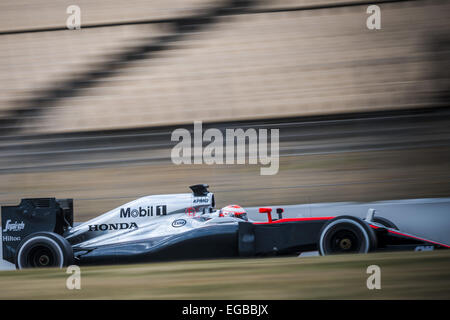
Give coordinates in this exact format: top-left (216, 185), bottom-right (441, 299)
top-left (2, 235), bottom-right (21, 242)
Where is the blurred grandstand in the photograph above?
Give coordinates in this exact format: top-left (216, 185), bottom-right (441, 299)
top-left (0, 0), bottom-right (449, 219)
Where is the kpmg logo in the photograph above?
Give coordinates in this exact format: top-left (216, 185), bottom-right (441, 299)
top-left (193, 197), bottom-right (209, 204)
top-left (3, 220), bottom-right (25, 232)
top-left (120, 205), bottom-right (167, 218)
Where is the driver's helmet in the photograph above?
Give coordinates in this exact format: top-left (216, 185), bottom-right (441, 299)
top-left (218, 205), bottom-right (248, 221)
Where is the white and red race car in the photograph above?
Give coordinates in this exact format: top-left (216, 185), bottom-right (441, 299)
top-left (2, 184), bottom-right (448, 269)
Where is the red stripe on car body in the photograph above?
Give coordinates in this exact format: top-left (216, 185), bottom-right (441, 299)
top-left (253, 217), bottom-right (335, 225)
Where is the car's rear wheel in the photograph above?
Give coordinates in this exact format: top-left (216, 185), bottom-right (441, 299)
top-left (318, 216), bottom-right (377, 255)
top-left (15, 232), bottom-right (74, 269)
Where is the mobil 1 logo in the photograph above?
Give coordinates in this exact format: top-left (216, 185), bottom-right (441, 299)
top-left (120, 205), bottom-right (167, 218)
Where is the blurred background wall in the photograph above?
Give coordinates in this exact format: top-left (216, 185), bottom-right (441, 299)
top-left (0, 0), bottom-right (449, 220)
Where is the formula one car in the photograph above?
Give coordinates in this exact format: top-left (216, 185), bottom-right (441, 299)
top-left (1, 184), bottom-right (448, 269)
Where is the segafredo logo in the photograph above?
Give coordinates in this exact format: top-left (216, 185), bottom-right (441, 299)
top-left (172, 219), bottom-right (187, 228)
top-left (120, 205), bottom-right (167, 218)
top-left (88, 222), bottom-right (138, 231)
top-left (3, 220), bottom-right (25, 232)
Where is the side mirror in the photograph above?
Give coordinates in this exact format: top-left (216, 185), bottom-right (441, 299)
top-left (259, 207), bottom-right (273, 223)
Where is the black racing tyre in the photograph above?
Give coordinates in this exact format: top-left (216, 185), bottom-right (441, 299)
top-left (15, 232), bottom-right (74, 269)
top-left (372, 216), bottom-right (399, 230)
top-left (318, 216), bottom-right (377, 255)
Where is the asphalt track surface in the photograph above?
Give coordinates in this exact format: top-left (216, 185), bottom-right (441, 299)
top-left (1, 196), bottom-right (449, 271)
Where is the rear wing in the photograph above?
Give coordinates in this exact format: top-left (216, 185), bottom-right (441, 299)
top-left (1, 198), bottom-right (73, 264)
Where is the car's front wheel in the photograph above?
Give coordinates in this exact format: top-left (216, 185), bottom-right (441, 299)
top-left (318, 216), bottom-right (377, 255)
